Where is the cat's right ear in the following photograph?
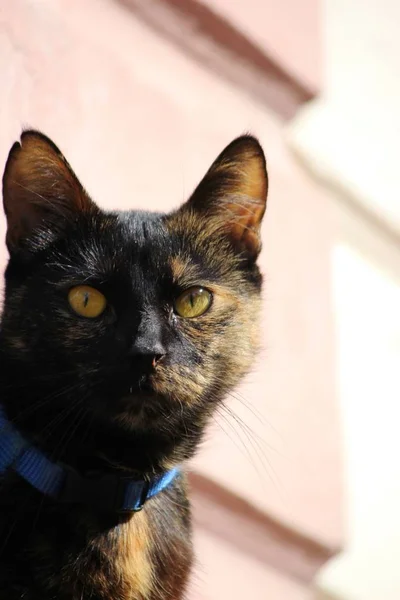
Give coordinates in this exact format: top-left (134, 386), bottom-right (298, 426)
top-left (2, 130), bottom-right (96, 253)
top-left (179, 135), bottom-right (268, 260)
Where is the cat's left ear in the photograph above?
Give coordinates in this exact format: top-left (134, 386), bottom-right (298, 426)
top-left (2, 130), bottom-right (96, 253)
top-left (186, 135), bottom-right (268, 259)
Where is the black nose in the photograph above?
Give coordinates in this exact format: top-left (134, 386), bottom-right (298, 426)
top-left (131, 339), bottom-right (165, 357)
top-left (130, 352), bottom-right (165, 371)
top-left (130, 339), bottom-right (166, 371)
top-left (130, 314), bottom-right (166, 370)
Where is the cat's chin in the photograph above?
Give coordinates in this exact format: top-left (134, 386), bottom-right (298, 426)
top-left (109, 391), bottom-right (167, 431)
top-left (117, 393), bottom-right (148, 411)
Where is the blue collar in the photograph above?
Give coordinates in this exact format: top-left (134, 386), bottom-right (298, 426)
top-left (0, 405), bottom-right (179, 512)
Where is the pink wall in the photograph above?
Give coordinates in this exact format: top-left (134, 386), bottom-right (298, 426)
top-left (0, 1), bottom-right (340, 596)
top-left (202, 0), bottom-right (321, 92)
top-left (194, 529), bottom-right (314, 599)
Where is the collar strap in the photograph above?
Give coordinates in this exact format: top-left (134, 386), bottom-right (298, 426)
top-left (0, 406), bottom-right (179, 512)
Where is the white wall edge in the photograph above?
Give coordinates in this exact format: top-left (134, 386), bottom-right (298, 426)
top-left (285, 99), bottom-right (400, 241)
top-left (312, 554), bottom-right (358, 600)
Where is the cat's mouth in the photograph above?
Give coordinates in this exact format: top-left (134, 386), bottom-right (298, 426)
top-left (118, 389), bottom-right (155, 411)
top-left (112, 389), bottom-right (168, 431)
top-left (94, 367), bottom-right (180, 429)
top-left (113, 375), bottom-right (165, 418)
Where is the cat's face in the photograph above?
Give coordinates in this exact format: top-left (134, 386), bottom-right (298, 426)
top-left (0, 131), bottom-right (267, 472)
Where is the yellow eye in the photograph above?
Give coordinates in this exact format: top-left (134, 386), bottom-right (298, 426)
top-left (68, 285), bottom-right (107, 319)
top-left (174, 287), bottom-right (212, 318)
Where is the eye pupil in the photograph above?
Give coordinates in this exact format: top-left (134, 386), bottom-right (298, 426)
top-left (68, 285), bottom-right (107, 319)
top-left (174, 287), bottom-right (212, 318)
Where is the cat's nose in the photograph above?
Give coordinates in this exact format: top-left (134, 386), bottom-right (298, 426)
top-left (130, 340), bottom-right (166, 367)
top-left (130, 327), bottom-right (166, 367)
top-left (130, 315), bottom-right (166, 368)
top-left (129, 350), bottom-right (165, 380)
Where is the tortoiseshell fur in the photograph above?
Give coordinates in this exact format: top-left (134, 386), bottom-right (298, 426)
top-left (0, 131), bottom-right (268, 599)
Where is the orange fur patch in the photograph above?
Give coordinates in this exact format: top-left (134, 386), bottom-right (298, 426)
top-left (115, 512), bottom-right (154, 599)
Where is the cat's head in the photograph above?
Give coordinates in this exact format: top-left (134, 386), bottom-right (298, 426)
top-left (0, 131), bottom-right (267, 473)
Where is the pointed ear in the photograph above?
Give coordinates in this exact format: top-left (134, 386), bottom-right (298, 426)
top-left (2, 130), bottom-right (96, 252)
top-left (187, 135), bottom-right (268, 258)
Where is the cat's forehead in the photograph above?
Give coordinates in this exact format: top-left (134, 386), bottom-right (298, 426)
top-left (55, 208), bottom-right (233, 290)
top-left (58, 210), bottom-right (178, 283)
top-left (80, 210), bottom-right (173, 278)
top-left (113, 210), bottom-right (206, 282)
top-left (110, 209), bottom-right (172, 260)
top-left (116, 210), bottom-right (167, 245)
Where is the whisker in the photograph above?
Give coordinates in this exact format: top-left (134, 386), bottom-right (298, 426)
top-left (219, 403), bottom-right (285, 500)
top-left (213, 408), bottom-right (264, 481)
top-left (227, 389), bottom-right (282, 439)
top-left (1, 377), bottom-right (93, 428)
top-left (223, 396), bottom-right (284, 458)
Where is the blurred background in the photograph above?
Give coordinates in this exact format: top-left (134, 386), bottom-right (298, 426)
top-left (1, 1), bottom-right (400, 598)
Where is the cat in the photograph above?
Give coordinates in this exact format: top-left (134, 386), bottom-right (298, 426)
top-left (0, 130), bottom-right (268, 599)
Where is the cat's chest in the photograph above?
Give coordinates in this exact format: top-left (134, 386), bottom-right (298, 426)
top-left (0, 480), bottom-right (192, 600)
top-left (65, 512), bottom-right (153, 600)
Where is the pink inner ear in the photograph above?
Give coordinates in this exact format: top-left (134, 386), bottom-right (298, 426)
top-left (182, 136), bottom-right (268, 258)
top-left (3, 131), bottom-right (95, 250)
top-left (220, 152), bottom-right (267, 254)
top-left (234, 153), bottom-right (268, 202)
top-left (224, 195), bottom-right (266, 255)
